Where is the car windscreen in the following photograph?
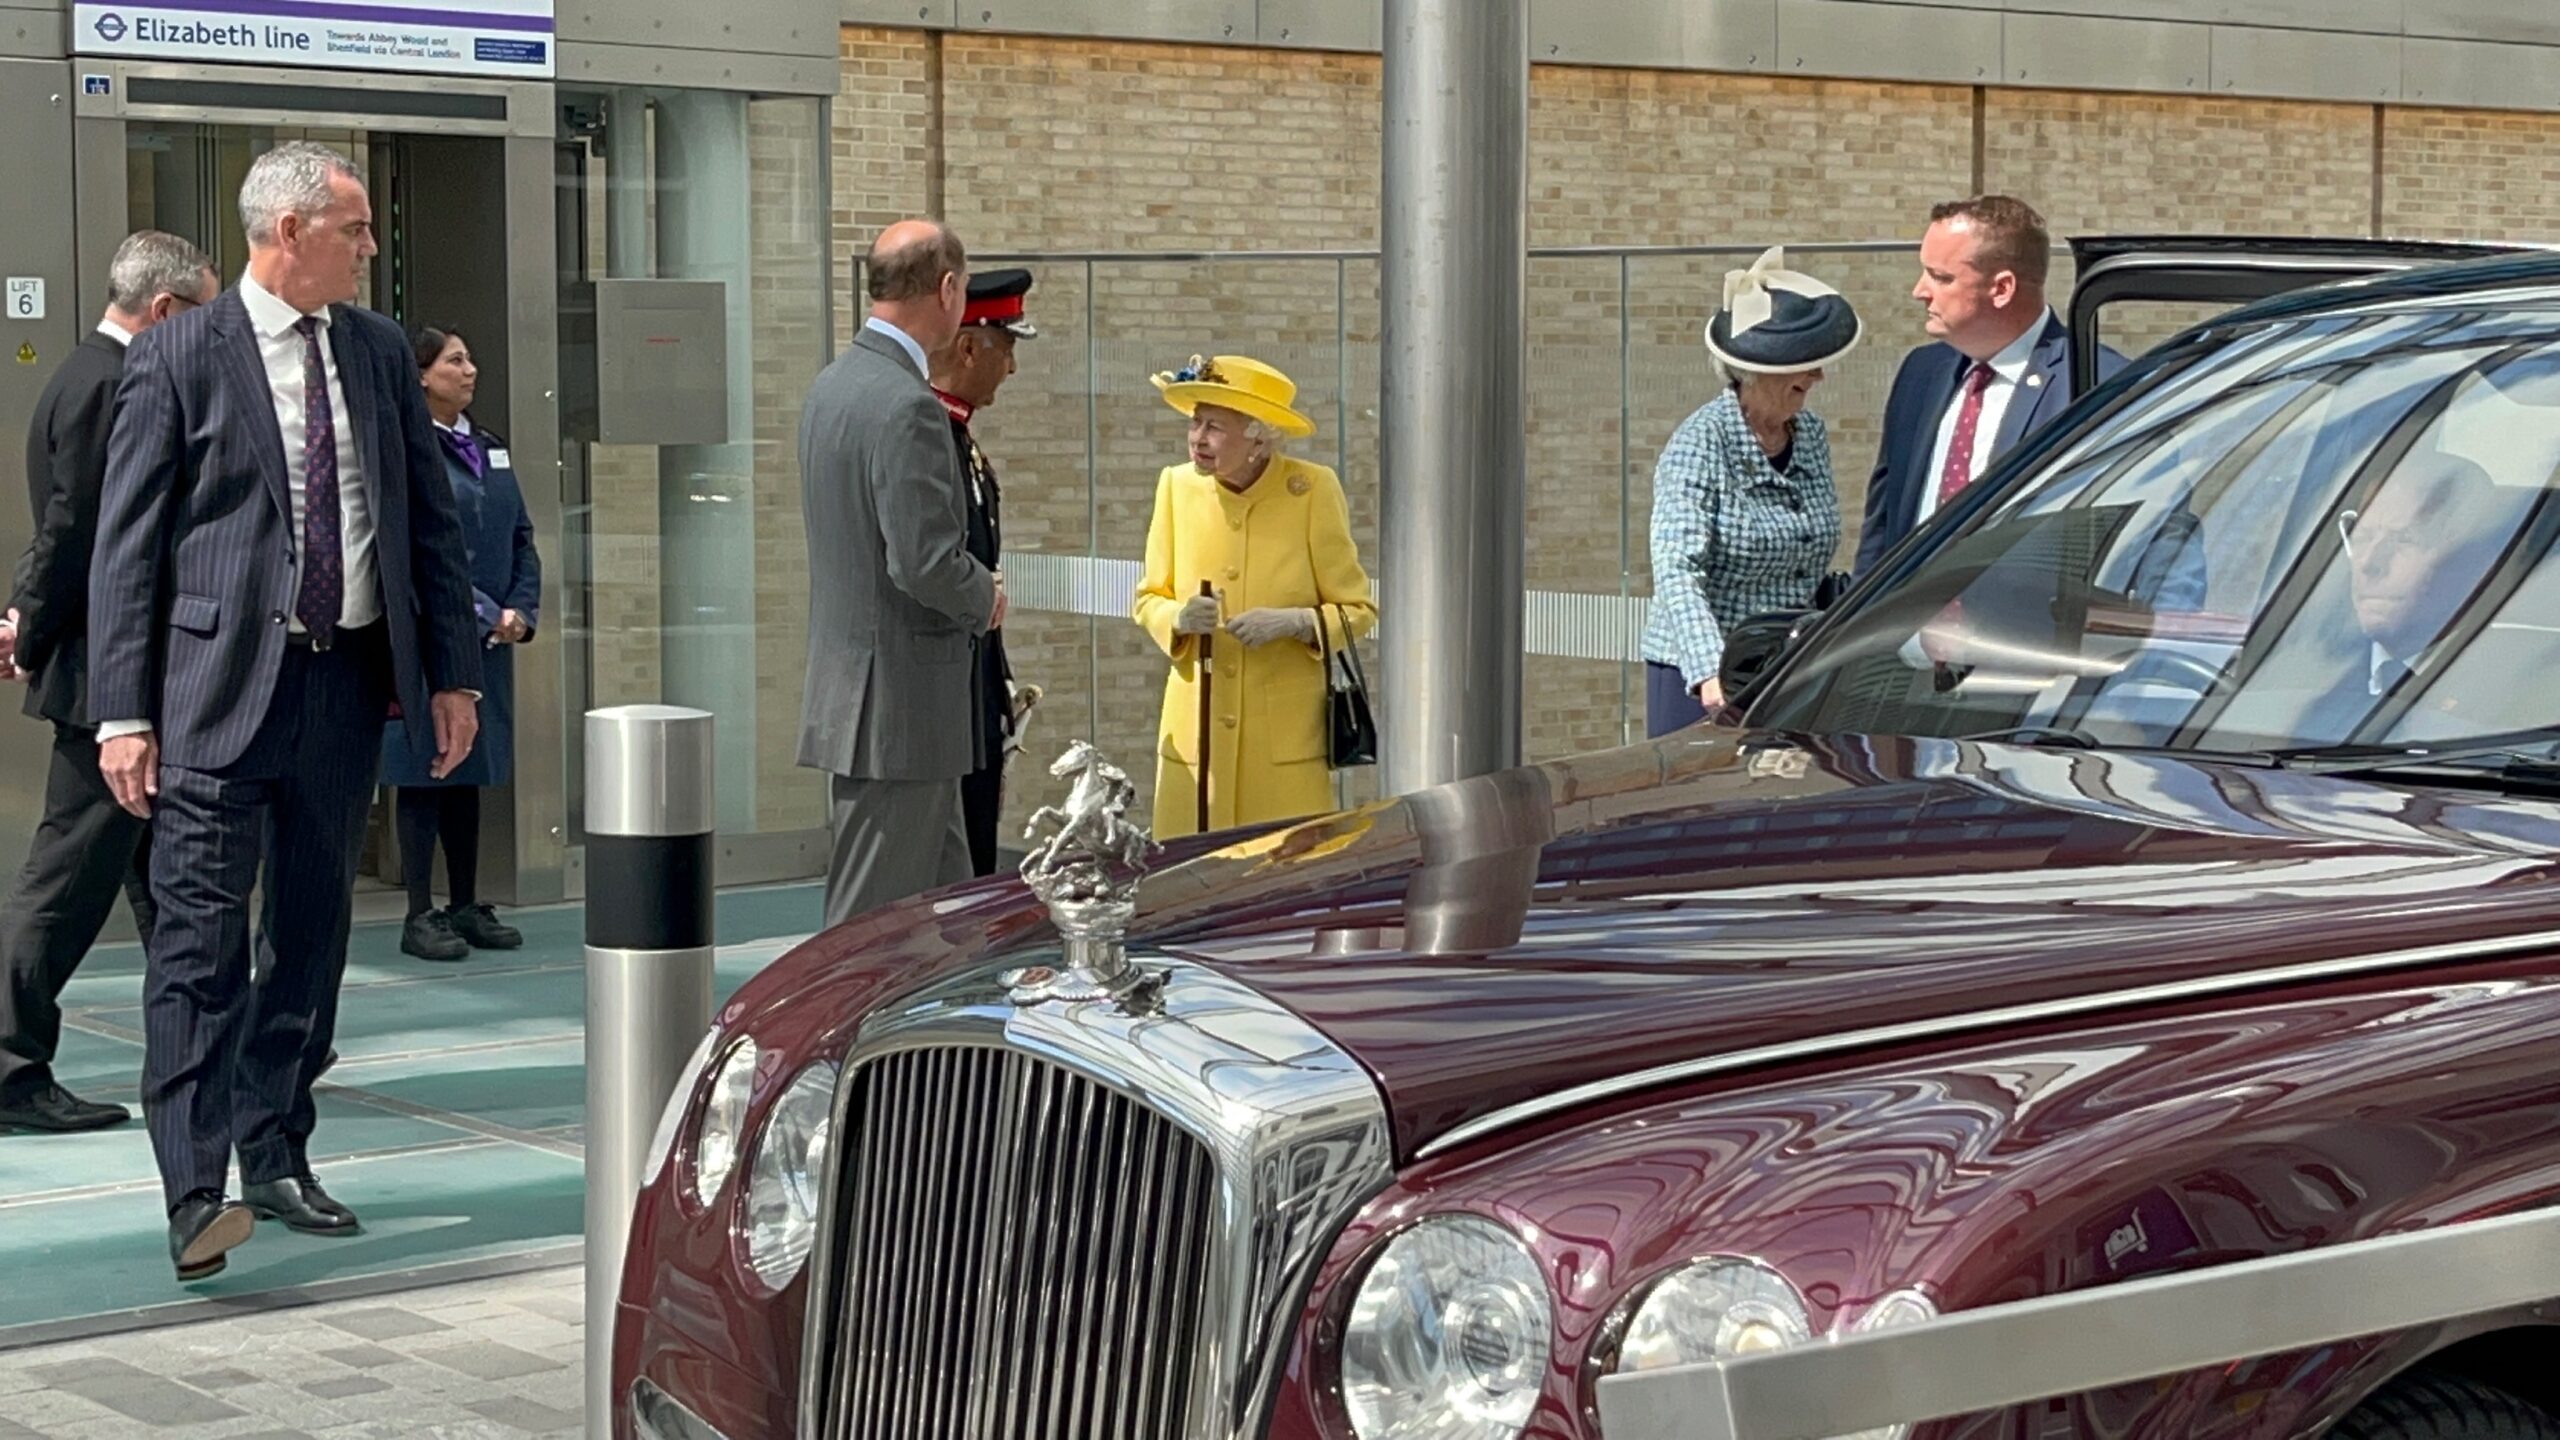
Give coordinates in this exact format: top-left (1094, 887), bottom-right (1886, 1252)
top-left (1751, 305), bottom-right (2560, 757)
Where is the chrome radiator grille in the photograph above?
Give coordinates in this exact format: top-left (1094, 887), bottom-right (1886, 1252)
top-left (812, 1045), bottom-right (1219, 1440)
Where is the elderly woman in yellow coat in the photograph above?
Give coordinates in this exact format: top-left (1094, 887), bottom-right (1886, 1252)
top-left (1133, 354), bottom-right (1377, 838)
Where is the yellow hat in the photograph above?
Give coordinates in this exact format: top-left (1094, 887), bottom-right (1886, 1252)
top-left (1150, 354), bottom-right (1317, 438)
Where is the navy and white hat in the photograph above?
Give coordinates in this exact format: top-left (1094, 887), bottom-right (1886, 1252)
top-left (1703, 246), bottom-right (1861, 375)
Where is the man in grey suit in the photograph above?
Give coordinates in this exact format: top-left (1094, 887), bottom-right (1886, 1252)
top-left (799, 219), bottom-right (1006, 927)
top-left (89, 142), bottom-right (484, 1281)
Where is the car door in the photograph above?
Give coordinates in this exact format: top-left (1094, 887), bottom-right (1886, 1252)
top-left (2063, 236), bottom-right (2526, 392)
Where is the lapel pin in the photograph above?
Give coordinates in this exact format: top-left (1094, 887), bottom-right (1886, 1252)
top-left (2026, 373), bottom-right (2045, 388)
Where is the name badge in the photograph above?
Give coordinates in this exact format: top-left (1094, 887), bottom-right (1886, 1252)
top-left (487, 448), bottom-right (511, 469)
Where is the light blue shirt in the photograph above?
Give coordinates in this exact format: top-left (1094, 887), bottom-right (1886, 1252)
top-left (864, 316), bottom-right (930, 378)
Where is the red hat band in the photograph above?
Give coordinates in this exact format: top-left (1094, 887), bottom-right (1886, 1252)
top-left (964, 293), bottom-right (1025, 327)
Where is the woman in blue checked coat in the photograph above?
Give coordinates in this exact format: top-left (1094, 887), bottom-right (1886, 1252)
top-left (1641, 247), bottom-right (1861, 737)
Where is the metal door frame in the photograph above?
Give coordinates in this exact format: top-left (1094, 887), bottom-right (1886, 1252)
top-left (70, 58), bottom-right (570, 907)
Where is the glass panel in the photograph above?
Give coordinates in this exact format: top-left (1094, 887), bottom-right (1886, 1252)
top-left (124, 121), bottom-right (376, 306)
top-left (555, 87), bottom-right (828, 846)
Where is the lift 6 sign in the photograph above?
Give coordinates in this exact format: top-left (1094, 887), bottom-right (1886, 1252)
top-left (73, 0), bottom-right (553, 79)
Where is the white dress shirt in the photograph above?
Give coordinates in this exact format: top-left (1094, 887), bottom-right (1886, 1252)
top-left (98, 277), bottom-right (385, 743)
top-left (864, 315), bottom-right (931, 378)
top-left (97, 318), bottom-right (134, 347)
top-left (240, 272), bottom-right (381, 635)
top-left (1913, 309), bottom-right (2054, 531)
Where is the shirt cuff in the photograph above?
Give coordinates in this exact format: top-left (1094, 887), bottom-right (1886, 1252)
top-left (97, 719), bottom-right (154, 741)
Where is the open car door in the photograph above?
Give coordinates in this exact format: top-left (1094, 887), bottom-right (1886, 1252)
top-left (2064, 236), bottom-right (2532, 392)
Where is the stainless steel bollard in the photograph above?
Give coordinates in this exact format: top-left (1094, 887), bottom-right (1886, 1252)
top-left (582, 705), bottom-right (717, 1439)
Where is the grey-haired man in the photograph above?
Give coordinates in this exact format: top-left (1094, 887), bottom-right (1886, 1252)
top-left (88, 143), bottom-right (484, 1280)
top-left (0, 231), bottom-right (215, 1139)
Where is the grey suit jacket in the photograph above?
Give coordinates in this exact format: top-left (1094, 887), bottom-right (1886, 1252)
top-left (796, 325), bottom-right (998, 781)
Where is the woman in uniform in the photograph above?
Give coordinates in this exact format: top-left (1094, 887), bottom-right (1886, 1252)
top-left (386, 326), bottom-right (541, 961)
top-left (1132, 354), bottom-right (1376, 839)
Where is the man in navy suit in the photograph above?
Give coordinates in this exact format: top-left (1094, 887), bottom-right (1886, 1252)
top-left (1856, 196), bottom-right (2124, 577)
top-left (88, 142), bottom-right (484, 1281)
top-left (0, 231), bottom-right (216, 1136)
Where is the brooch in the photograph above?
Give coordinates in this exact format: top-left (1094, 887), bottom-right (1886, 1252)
top-left (1288, 474), bottom-right (1309, 496)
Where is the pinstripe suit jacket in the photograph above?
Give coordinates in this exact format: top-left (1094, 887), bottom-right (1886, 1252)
top-left (87, 288), bottom-right (484, 773)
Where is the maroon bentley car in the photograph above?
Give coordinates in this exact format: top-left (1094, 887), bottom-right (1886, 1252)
top-left (613, 238), bottom-right (2560, 1440)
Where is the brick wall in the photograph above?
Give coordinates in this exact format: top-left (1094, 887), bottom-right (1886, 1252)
top-left (820, 25), bottom-right (2559, 828)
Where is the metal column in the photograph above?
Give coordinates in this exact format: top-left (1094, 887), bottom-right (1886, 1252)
top-left (1378, 0), bottom-right (1529, 794)
top-left (582, 705), bottom-right (718, 1438)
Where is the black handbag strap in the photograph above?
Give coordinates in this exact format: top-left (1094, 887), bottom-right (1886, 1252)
top-left (1318, 604), bottom-right (1370, 694)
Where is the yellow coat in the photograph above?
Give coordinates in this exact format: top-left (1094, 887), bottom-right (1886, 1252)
top-left (1133, 456), bottom-right (1378, 838)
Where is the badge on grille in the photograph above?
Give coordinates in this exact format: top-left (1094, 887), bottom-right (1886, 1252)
top-left (1013, 742), bottom-right (1162, 1008)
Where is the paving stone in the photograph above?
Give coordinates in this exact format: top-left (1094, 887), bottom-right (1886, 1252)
top-left (410, 1341), bottom-right (562, 1383)
top-left (0, 1415), bottom-right (45, 1440)
top-left (312, 1308), bottom-right (452, 1343)
top-left (299, 1375), bottom-right (392, 1401)
top-left (316, 1345), bottom-right (405, 1371)
top-left (17, 1357), bottom-right (244, 1426)
top-left (463, 1395), bottom-right (582, 1434)
top-left (178, 1368), bottom-right (266, 1391)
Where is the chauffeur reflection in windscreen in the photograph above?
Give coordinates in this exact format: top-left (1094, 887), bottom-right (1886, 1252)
top-left (1131, 354), bottom-right (1376, 840)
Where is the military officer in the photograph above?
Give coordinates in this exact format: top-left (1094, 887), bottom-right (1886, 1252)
top-left (929, 267), bottom-right (1038, 875)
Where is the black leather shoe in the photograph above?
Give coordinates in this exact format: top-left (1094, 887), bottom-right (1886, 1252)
top-left (244, 1174), bottom-right (361, 1235)
top-left (0, 1083), bottom-right (130, 1133)
top-left (447, 902), bottom-right (523, 951)
top-left (401, 909), bottom-right (470, 962)
top-left (170, 1193), bottom-right (254, 1281)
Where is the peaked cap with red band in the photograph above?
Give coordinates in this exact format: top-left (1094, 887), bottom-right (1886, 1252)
top-left (962, 267), bottom-right (1038, 338)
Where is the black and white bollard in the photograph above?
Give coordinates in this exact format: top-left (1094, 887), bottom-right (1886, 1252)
top-left (582, 705), bottom-right (716, 1438)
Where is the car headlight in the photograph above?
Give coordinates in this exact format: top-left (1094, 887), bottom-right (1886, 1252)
top-left (640, 1026), bottom-right (722, 1189)
top-left (1612, 1256), bottom-right (1812, 1373)
top-left (1340, 1216), bottom-right (1552, 1440)
top-left (1611, 1261), bottom-right (1939, 1440)
top-left (1835, 1287), bottom-right (1940, 1440)
top-left (741, 1061), bottom-right (838, 1291)
top-left (693, 1036), bottom-right (759, 1207)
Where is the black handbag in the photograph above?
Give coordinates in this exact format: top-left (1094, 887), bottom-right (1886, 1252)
top-left (1316, 604), bottom-right (1377, 770)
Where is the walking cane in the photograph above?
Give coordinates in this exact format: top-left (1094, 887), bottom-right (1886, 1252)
top-left (1195, 580), bottom-right (1215, 834)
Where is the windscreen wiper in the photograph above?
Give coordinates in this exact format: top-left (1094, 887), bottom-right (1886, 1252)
top-left (2261, 725), bottom-right (2560, 773)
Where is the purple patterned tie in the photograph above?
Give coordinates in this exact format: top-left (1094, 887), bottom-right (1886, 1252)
top-left (293, 316), bottom-right (343, 636)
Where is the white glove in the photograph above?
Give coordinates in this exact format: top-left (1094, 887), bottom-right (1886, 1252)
top-left (1173, 593), bottom-right (1221, 636)
top-left (1227, 607), bottom-right (1317, 647)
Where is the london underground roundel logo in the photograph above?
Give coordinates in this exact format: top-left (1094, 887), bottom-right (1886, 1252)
top-left (94, 12), bottom-right (128, 40)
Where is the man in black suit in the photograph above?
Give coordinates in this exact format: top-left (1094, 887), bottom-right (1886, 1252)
top-left (88, 142), bottom-right (484, 1281)
top-left (928, 267), bottom-right (1039, 876)
top-left (0, 232), bottom-right (217, 1136)
top-left (1856, 196), bottom-right (2125, 577)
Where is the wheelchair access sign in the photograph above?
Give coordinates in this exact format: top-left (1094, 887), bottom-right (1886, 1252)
top-left (71, 0), bottom-right (554, 79)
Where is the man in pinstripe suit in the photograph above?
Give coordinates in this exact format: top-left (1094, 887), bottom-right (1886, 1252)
top-left (88, 142), bottom-right (485, 1282)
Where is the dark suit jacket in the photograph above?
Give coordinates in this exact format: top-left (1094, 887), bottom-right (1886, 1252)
top-left (950, 411), bottom-right (1013, 766)
top-left (11, 331), bottom-right (126, 727)
top-left (87, 289), bottom-right (483, 773)
top-left (1854, 313), bottom-right (2125, 577)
